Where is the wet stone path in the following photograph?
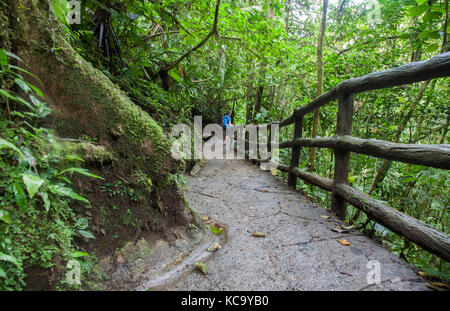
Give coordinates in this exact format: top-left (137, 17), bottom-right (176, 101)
top-left (164, 154), bottom-right (428, 291)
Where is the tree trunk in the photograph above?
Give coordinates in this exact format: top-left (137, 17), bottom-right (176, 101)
top-left (285, 0), bottom-right (291, 33)
top-left (245, 56), bottom-right (255, 124)
top-left (308, 0), bottom-right (328, 172)
top-left (352, 79), bottom-right (430, 223)
top-left (252, 85), bottom-right (264, 123)
top-left (440, 112), bottom-right (449, 144)
top-left (367, 80), bottom-right (430, 195)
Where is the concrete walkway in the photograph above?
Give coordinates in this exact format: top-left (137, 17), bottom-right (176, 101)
top-left (166, 155), bottom-right (427, 291)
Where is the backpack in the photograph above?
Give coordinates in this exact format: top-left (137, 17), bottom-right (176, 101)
top-left (222, 115), bottom-right (230, 127)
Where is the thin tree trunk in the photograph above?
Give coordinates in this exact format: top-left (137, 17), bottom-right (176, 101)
top-left (413, 79), bottom-right (437, 142)
top-left (438, 0), bottom-right (449, 142)
top-left (252, 84), bottom-right (264, 123)
top-left (308, 0), bottom-right (328, 172)
top-left (351, 80), bottom-right (430, 223)
top-left (442, 0), bottom-right (448, 51)
top-left (368, 80), bottom-right (430, 195)
top-left (440, 112), bottom-right (449, 144)
top-left (285, 0), bottom-right (291, 33)
top-left (245, 56), bottom-right (255, 124)
top-left (251, 1), bottom-right (273, 123)
top-left (367, 12), bottom-right (448, 195)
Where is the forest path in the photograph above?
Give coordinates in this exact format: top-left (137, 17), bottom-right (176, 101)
top-left (166, 141), bottom-right (428, 291)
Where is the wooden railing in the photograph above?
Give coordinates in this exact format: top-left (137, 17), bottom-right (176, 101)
top-left (251, 52), bottom-right (450, 261)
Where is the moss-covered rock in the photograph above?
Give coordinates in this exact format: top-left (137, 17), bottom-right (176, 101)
top-left (9, 0), bottom-right (192, 229)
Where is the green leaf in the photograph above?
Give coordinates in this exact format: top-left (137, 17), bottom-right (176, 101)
top-left (0, 89), bottom-right (34, 110)
top-left (78, 230), bottom-right (95, 240)
top-left (29, 94), bottom-right (42, 107)
top-left (407, 4), bottom-right (429, 18)
top-left (57, 168), bottom-right (104, 180)
top-left (66, 155), bottom-right (84, 162)
top-left (22, 174), bottom-right (45, 199)
top-left (422, 11), bottom-right (442, 23)
top-left (73, 251), bottom-right (89, 258)
top-left (425, 43), bottom-right (439, 53)
top-left (8, 65), bottom-right (41, 83)
top-left (0, 267), bottom-right (6, 279)
top-left (194, 262), bottom-right (207, 274)
top-left (20, 147), bottom-right (37, 167)
top-left (348, 174), bottom-right (356, 184)
top-left (75, 217), bottom-right (89, 230)
top-left (51, 0), bottom-right (70, 25)
top-left (3, 50), bottom-right (23, 63)
top-left (13, 183), bottom-right (28, 213)
top-left (168, 68), bottom-right (182, 83)
top-left (209, 224), bottom-right (223, 235)
top-left (27, 82), bottom-right (44, 98)
top-left (14, 79), bottom-right (44, 98)
top-left (41, 191), bottom-right (51, 212)
top-left (404, 176), bottom-right (417, 183)
top-left (0, 210), bottom-right (11, 224)
top-left (47, 184), bottom-right (90, 204)
top-left (0, 138), bottom-right (24, 159)
top-left (0, 49), bottom-right (7, 66)
top-left (15, 78), bottom-right (32, 94)
top-left (0, 252), bottom-right (20, 267)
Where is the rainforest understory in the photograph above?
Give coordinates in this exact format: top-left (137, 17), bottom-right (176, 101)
top-left (0, 0), bottom-right (448, 290)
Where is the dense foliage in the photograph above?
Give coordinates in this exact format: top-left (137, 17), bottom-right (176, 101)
top-left (0, 49), bottom-right (101, 290)
top-left (1, 0), bottom-right (448, 289)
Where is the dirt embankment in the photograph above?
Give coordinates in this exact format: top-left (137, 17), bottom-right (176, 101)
top-left (5, 0), bottom-right (196, 289)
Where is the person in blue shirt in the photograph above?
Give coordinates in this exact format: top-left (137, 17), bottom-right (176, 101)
top-left (222, 111), bottom-right (232, 146)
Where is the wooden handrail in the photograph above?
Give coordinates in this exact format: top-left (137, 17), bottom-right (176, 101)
top-left (279, 136), bottom-right (450, 170)
top-left (250, 157), bottom-right (450, 261)
top-left (246, 53), bottom-right (450, 261)
top-left (275, 52), bottom-right (450, 127)
top-left (335, 184), bottom-right (450, 261)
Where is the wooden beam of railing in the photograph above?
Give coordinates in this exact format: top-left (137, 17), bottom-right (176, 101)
top-left (277, 52), bottom-right (450, 127)
top-left (248, 156), bottom-right (333, 191)
top-left (249, 156), bottom-right (450, 261)
top-left (331, 94), bottom-right (354, 219)
top-left (278, 163), bottom-right (333, 191)
top-left (279, 136), bottom-right (450, 170)
top-left (251, 156), bottom-right (450, 261)
top-left (335, 183), bottom-right (450, 262)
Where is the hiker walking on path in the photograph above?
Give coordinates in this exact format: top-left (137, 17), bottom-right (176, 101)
top-left (222, 112), bottom-right (232, 147)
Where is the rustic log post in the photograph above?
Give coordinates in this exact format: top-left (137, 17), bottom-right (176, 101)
top-left (288, 113), bottom-right (303, 188)
top-left (331, 93), bottom-right (354, 219)
top-left (245, 127), bottom-right (250, 160)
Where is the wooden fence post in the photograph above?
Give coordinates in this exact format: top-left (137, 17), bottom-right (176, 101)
top-left (288, 115), bottom-right (303, 188)
top-left (331, 93), bottom-right (354, 219)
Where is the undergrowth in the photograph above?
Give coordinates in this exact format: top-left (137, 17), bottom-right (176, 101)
top-left (0, 49), bottom-right (101, 290)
